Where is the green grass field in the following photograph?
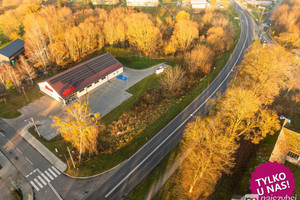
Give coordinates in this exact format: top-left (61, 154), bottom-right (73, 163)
top-left (117, 56), bottom-right (175, 70)
top-left (0, 84), bottom-right (43, 119)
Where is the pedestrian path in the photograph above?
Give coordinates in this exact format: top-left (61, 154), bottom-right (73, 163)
top-left (26, 166), bottom-right (61, 192)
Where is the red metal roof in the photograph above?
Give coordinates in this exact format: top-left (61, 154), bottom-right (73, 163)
top-left (44, 53), bottom-right (123, 99)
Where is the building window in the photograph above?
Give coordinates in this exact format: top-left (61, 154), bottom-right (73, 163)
top-left (101, 77), bottom-right (106, 80)
top-left (87, 84), bottom-right (92, 88)
top-left (94, 80), bottom-right (99, 84)
top-left (287, 151), bottom-right (299, 160)
top-left (79, 89), bottom-right (84, 93)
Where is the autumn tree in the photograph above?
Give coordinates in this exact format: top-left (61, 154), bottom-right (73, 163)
top-left (271, 0), bottom-right (300, 49)
top-left (235, 43), bottom-right (299, 105)
top-left (1, 63), bottom-right (23, 92)
top-left (206, 26), bottom-right (232, 56)
top-left (24, 15), bottom-right (51, 69)
top-left (18, 55), bottom-right (35, 84)
top-left (172, 19), bottom-right (199, 51)
top-left (125, 13), bottom-right (162, 56)
top-left (184, 45), bottom-right (214, 75)
top-left (53, 101), bottom-right (100, 162)
top-left (160, 66), bottom-right (186, 96)
top-left (181, 116), bottom-right (239, 198)
top-left (175, 10), bottom-right (190, 22)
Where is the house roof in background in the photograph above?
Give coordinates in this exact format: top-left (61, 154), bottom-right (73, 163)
top-left (0, 39), bottom-right (25, 58)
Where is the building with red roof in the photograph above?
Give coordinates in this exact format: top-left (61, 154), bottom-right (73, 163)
top-left (38, 53), bottom-right (123, 104)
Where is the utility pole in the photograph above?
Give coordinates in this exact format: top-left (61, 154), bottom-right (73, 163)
top-left (67, 147), bottom-right (76, 169)
top-left (22, 86), bottom-right (29, 103)
top-left (64, 154), bottom-right (70, 169)
top-left (31, 117), bottom-right (41, 137)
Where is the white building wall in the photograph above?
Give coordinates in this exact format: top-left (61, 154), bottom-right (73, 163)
top-left (126, 0), bottom-right (159, 7)
top-left (38, 82), bottom-right (63, 102)
top-left (92, 0), bottom-right (120, 5)
top-left (76, 67), bottom-right (123, 98)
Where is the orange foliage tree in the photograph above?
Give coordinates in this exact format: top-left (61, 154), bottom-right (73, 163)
top-left (53, 101), bottom-right (100, 162)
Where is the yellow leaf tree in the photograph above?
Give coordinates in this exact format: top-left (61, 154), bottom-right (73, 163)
top-left (53, 101), bottom-right (100, 162)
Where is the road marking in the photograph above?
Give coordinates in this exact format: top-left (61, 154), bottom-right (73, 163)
top-left (38, 175), bottom-right (47, 186)
top-left (48, 183), bottom-right (63, 200)
top-left (26, 157), bottom-right (33, 165)
top-left (48, 168), bottom-right (57, 178)
top-left (105, 4), bottom-right (250, 199)
top-left (34, 178), bottom-right (43, 189)
top-left (7, 139), bottom-right (13, 145)
top-left (30, 181), bottom-right (39, 191)
top-left (51, 166), bottom-right (61, 175)
top-left (26, 175), bottom-right (29, 178)
top-left (41, 173), bottom-right (50, 183)
top-left (16, 147), bottom-right (23, 155)
top-left (0, 132), bottom-right (4, 137)
top-left (45, 170), bottom-right (54, 180)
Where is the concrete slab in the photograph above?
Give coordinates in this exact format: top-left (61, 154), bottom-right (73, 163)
top-left (82, 65), bottom-right (168, 116)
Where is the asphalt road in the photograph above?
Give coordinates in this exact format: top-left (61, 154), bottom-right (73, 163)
top-left (86, 1), bottom-right (255, 200)
top-left (0, 1), bottom-right (256, 200)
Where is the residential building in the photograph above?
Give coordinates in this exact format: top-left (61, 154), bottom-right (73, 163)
top-left (0, 39), bottom-right (25, 65)
top-left (91, 0), bottom-right (120, 5)
top-left (126, 0), bottom-right (159, 7)
top-left (270, 120), bottom-right (300, 166)
top-left (191, 0), bottom-right (208, 8)
top-left (38, 53), bottom-right (124, 104)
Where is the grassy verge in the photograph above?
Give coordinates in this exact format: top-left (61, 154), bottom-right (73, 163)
top-left (28, 126), bottom-right (73, 164)
top-left (116, 56), bottom-right (175, 70)
top-left (0, 84), bottom-right (43, 119)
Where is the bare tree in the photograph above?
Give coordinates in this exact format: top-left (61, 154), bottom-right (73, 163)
top-left (18, 55), bottom-right (36, 84)
top-left (160, 66), bottom-right (186, 96)
top-left (184, 45), bottom-right (214, 75)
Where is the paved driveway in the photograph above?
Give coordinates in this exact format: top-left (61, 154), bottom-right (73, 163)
top-left (85, 65), bottom-right (166, 116)
top-left (3, 64), bottom-right (166, 140)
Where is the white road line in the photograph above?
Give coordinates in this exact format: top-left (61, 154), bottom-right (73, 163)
top-left (41, 173), bottom-right (50, 183)
top-left (48, 168), bottom-right (57, 178)
top-left (34, 178), bottom-right (43, 189)
top-left (38, 176), bottom-right (47, 186)
top-left (30, 181), bottom-right (39, 191)
top-left (0, 132), bottom-right (4, 137)
top-left (26, 175), bottom-right (29, 178)
top-left (48, 183), bottom-right (63, 200)
top-left (45, 171), bottom-right (54, 180)
top-left (51, 166), bottom-right (61, 175)
top-left (26, 157), bottom-right (33, 165)
top-left (105, 4), bottom-right (250, 199)
top-left (7, 139), bottom-right (13, 145)
top-left (16, 147), bottom-right (23, 155)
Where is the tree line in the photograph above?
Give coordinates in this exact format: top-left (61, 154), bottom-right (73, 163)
top-left (0, 4), bottom-right (234, 99)
top-left (159, 42), bottom-right (299, 199)
top-left (271, 0), bottom-right (300, 50)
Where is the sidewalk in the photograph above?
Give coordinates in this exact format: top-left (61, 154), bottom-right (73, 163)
top-left (0, 151), bottom-right (34, 200)
top-left (19, 123), bottom-right (67, 172)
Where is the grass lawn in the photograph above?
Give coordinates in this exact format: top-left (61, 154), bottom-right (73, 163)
top-left (0, 84), bottom-right (43, 119)
top-left (285, 162), bottom-right (300, 195)
top-left (28, 126), bottom-right (73, 165)
top-left (116, 56), bottom-right (175, 70)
